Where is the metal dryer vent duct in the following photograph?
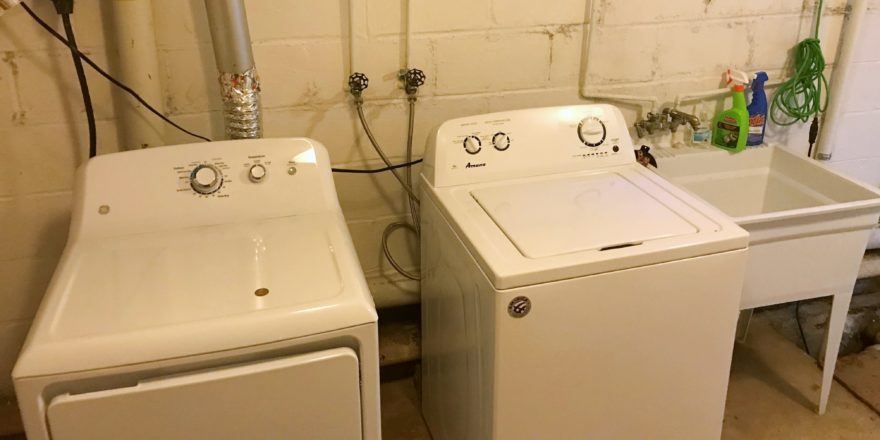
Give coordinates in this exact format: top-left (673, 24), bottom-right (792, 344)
top-left (204, 0), bottom-right (261, 139)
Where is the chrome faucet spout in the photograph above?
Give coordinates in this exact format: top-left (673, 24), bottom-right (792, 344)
top-left (667, 108), bottom-right (701, 132)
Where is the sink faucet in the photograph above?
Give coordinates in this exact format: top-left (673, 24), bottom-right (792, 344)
top-left (634, 108), bottom-right (701, 137)
top-left (667, 109), bottom-right (701, 133)
top-left (634, 111), bottom-right (667, 138)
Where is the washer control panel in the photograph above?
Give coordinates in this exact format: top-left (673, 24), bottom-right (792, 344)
top-left (577, 116), bottom-right (606, 147)
top-left (425, 104), bottom-right (635, 187)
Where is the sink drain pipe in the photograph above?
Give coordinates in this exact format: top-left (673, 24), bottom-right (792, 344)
top-left (204, 0), bottom-right (261, 139)
top-left (815, 0), bottom-right (867, 161)
top-left (110, 0), bottom-right (165, 150)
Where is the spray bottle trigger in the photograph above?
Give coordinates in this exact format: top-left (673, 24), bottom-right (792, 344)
top-left (725, 68), bottom-right (750, 88)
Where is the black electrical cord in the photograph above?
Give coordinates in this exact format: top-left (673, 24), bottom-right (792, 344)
top-left (331, 158), bottom-right (423, 174)
top-left (21, 3), bottom-right (211, 143)
top-left (59, 12), bottom-right (96, 157)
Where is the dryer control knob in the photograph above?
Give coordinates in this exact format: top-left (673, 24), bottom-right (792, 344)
top-left (463, 136), bottom-right (482, 155)
top-left (248, 164), bottom-right (267, 183)
top-left (190, 164), bottom-right (223, 194)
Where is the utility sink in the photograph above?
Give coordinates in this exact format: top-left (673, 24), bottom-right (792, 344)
top-left (654, 145), bottom-right (880, 309)
top-left (655, 144), bottom-right (880, 414)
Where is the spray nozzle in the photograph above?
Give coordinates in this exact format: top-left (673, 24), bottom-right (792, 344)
top-left (725, 68), bottom-right (750, 88)
top-left (752, 71), bottom-right (769, 90)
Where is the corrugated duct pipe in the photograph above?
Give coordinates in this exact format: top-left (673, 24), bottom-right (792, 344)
top-left (204, 0), bottom-right (261, 139)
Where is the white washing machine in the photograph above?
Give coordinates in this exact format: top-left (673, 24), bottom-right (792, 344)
top-left (13, 139), bottom-right (380, 440)
top-left (420, 105), bottom-right (750, 439)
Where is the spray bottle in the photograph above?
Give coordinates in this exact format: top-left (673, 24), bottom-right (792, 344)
top-left (747, 71), bottom-right (769, 146)
top-left (711, 69), bottom-right (750, 153)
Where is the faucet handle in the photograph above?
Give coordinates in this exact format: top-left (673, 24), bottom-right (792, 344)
top-left (348, 72), bottom-right (370, 96)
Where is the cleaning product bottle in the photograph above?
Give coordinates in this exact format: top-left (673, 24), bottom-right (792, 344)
top-left (692, 109), bottom-right (712, 143)
top-left (747, 71), bottom-right (769, 146)
top-left (712, 70), bottom-right (750, 153)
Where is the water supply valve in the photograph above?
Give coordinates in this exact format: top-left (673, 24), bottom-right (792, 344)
top-left (401, 68), bottom-right (426, 96)
top-left (348, 72), bottom-right (370, 97)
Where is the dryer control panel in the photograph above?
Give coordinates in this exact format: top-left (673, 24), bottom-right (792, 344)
top-left (423, 104), bottom-right (636, 188)
top-left (73, 138), bottom-right (340, 240)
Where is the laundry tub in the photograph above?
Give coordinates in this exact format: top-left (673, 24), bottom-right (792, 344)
top-left (654, 144), bottom-right (880, 414)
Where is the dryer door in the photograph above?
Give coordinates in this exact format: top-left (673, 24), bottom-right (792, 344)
top-left (46, 348), bottom-right (363, 440)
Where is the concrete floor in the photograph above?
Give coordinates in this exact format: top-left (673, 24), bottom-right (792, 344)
top-left (722, 315), bottom-right (880, 439)
top-left (381, 314), bottom-right (880, 440)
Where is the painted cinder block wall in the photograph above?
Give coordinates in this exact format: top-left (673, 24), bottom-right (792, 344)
top-left (0, 0), bottom-right (872, 399)
top-left (824, 6), bottom-right (880, 185)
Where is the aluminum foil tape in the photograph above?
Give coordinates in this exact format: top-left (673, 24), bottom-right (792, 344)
top-left (219, 68), bottom-right (261, 139)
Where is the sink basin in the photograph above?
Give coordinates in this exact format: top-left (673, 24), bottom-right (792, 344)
top-left (654, 145), bottom-right (880, 308)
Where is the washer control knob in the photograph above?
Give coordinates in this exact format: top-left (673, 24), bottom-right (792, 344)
top-left (577, 117), bottom-right (607, 147)
top-left (248, 164), bottom-right (267, 183)
top-left (492, 132), bottom-right (510, 151)
top-left (190, 164), bottom-right (223, 194)
top-left (463, 136), bottom-right (482, 154)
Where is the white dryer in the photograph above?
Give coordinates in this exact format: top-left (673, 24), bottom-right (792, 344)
top-left (420, 105), bottom-right (749, 439)
top-left (13, 139), bottom-right (380, 440)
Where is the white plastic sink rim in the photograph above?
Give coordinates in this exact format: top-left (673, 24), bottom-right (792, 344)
top-left (654, 145), bottom-right (880, 226)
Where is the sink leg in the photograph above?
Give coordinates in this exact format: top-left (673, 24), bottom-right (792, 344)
top-left (817, 292), bottom-right (851, 415)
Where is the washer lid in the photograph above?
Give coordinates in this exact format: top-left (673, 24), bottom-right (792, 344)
top-left (472, 172), bottom-right (698, 258)
top-left (13, 213), bottom-right (377, 377)
top-left (425, 164), bottom-right (749, 290)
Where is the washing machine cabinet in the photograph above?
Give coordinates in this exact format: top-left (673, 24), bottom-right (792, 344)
top-left (13, 139), bottom-right (380, 440)
top-left (420, 105), bottom-right (749, 439)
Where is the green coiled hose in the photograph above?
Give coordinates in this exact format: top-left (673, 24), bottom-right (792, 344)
top-left (770, 0), bottom-right (829, 126)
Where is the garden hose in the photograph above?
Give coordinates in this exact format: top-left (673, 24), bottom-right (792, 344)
top-left (770, 0), bottom-right (829, 126)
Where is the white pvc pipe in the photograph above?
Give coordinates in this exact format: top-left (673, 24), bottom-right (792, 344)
top-left (406, 0), bottom-right (414, 68)
top-left (109, 0), bottom-right (164, 149)
top-left (349, 0), bottom-right (361, 73)
top-left (673, 79), bottom-right (786, 108)
top-left (815, 0), bottom-right (868, 161)
top-left (582, 92), bottom-right (659, 108)
top-left (580, 0), bottom-right (657, 110)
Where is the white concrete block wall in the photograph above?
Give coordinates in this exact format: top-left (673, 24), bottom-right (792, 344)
top-left (0, 0), bottom-right (123, 400)
top-left (0, 0), bottom-right (865, 401)
top-left (827, 3), bottom-right (880, 185)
